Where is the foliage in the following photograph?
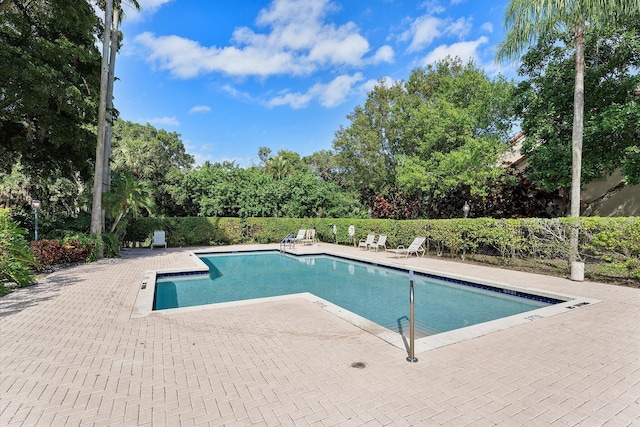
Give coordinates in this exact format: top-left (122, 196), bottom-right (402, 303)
top-left (371, 188), bottom-right (423, 220)
top-left (0, 208), bottom-right (39, 289)
top-left (333, 58), bottom-right (516, 210)
top-left (0, 0), bottom-right (101, 179)
top-left (127, 215), bottom-right (639, 283)
top-left (31, 239), bottom-right (94, 267)
top-left (171, 161), bottom-right (365, 219)
top-left (125, 217), bottom-right (244, 247)
top-left (110, 119), bottom-right (194, 216)
top-left (111, 120), bottom-right (194, 179)
top-left (514, 16), bottom-right (640, 192)
top-left (393, 58), bottom-right (516, 198)
top-left (333, 79), bottom-right (405, 199)
top-left (103, 172), bottom-right (155, 232)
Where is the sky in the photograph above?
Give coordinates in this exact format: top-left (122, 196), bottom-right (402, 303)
top-left (113, 0), bottom-right (515, 167)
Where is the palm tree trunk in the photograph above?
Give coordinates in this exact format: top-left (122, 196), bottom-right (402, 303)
top-left (102, 9), bottom-right (120, 231)
top-left (91, 0), bottom-right (113, 240)
top-left (569, 24), bottom-right (585, 280)
top-left (110, 210), bottom-right (126, 233)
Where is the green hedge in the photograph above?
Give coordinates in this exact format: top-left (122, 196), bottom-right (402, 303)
top-left (126, 216), bottom-right (640, 282)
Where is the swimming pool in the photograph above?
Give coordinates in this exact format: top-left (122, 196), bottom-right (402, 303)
top-left (154, 252), bottom-right (563, 337)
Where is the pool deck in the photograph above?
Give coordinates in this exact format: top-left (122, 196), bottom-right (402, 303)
top-left (1, 243), bottom-right (638, 426)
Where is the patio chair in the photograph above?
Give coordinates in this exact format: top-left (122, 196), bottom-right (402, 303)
top-left (358, 234), bottom-right (375, 250)
top-left (293, 229), bottom-right (306, 245)
top-left (151, 230), bottom-right (167, 249)
top-left (302, 229), bottom-right (315, 245)
top-left (370, 234), bottom-right (387, 252)
top-left (388, 236), bottom-right (426, 258)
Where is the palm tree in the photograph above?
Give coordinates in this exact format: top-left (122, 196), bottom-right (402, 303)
top-left (91, 0), bottom-right (113, 237)
top-left (104, 173), bottom-right (155, 233)
top-left (104, 0), bottom-right (141, 194)
top-left (92, 0), bottom-right (141, 244)
top-left (266, 155), bottom-right (292, 180)
top-left (496, 0), bottom-right (640, 280)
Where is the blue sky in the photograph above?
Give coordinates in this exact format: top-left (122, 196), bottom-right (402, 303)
top-left (113, 0), bottom-right (514, 167)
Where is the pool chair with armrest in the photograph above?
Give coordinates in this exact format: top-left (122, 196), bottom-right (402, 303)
top-left (302, 229), bottom-right (316, 245)
top-left (151, 230), bottom-right (167, 249)
top-left (388, 236), bottom-right (426, 258)
top-left (293, 229), bottom-right (306, 245)
top-left (370, 234), bottom-right (387, 252)
top-left (358, 234), bottom-right (376, 250)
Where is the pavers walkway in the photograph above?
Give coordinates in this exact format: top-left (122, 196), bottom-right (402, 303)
top-left (1, 244), bottom-right (638, 426)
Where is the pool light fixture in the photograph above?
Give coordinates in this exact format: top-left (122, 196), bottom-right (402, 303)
top-left (31, 199), bottom-right (41, 241)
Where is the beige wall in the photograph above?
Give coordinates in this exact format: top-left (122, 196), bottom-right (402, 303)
top-left (579, 169), bottom-right (639, 217)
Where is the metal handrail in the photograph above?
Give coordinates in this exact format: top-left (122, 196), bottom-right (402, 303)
top-left (280, 233), bottom-right (296, 251)
top-left (407, 270), bottom-right (418, 363)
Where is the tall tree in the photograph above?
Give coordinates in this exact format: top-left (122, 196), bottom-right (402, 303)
top-left (496, 0), bottom-right (640, 277)
top-left (90, 0), bottom-right (113, 236)
top-left (103, 1), bottom-right (141, 207)
top-left (514, 16), bottom-right (640, 194)
top-left (333, 79), bottom-right (405, 202)
top-left (110, 119), bottom-right (194, 215)
top-left (390, 58), bottom-right (515, 204)
top-left (0, 0), bottom-right (101, 178)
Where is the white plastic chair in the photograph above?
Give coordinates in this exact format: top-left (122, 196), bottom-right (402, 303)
top-left (371, 234), bottom-right (387, 252)
top-left (151, 230), bottom-right (167, 249)
top-left (358, 234), bottom-right (375, 250)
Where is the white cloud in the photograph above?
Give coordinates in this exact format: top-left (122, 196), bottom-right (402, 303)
top-left (401, 14), bottom-right (475, 53)
top-left (419, 1), bottom-right (445, 14)
top-left (135, 0), bottom-right (384, 79)
top-left (401, 15), bottom-right (442, 53)
top-left (189, 105), bottom-right (211, 113)
top-left (422, 36), bottom-right (489, 66)
top-left (144, 116), bottom-right (180, 127)
top-left (371, 45), bottom-right (394, 64)
top-left (445, 17), bottom-right (472, 39)
top-left (268, 91), bottom-right (314, 109)
top-left (450, 0), bottom-right (466, 5)
top-left (481, 22), bottom-right (494, 33)
top-left (221, 85), bottom-right (256, 103)
top-left (316, 73), bottom-right (364, 107)
top-left (267, 73), bottom-right (364, 109)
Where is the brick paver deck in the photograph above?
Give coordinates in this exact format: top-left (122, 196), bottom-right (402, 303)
top-left (1, 244), bottom-right (638, 426)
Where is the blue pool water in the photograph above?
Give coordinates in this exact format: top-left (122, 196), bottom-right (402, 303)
top-left (154, 252), bottom-right (559, 336)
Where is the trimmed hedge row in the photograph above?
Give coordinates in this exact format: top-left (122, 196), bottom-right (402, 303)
top-left (126, 216), bottom-right (640, 282)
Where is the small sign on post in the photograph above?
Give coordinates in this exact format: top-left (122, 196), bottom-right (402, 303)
top-left (407, 270), bottom-right (418, 363)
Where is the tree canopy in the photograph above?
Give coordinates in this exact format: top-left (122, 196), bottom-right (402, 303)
top-left (0, 0), bottom-right (101, 178)
top-left (334, 58), bottom-right (517, 211)
top-left (515, 14), bottom-right (640, 191)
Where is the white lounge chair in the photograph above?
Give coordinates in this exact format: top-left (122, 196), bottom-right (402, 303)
top-left (370, 234), bottom-right (387, 252)
top-left (293, 229), bottom-right (306, 245)
top-left (151, 230), bottom-right (167, 249)
top-left (358, 234), bottom-right (375, 250)
top-left (388, 236), bottom-right (426, 258)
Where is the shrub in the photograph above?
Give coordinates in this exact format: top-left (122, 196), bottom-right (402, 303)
top-left (0, 208), bottom-right (39, 289)
top-left (31, 239), bottom-right (94, 267)
top-left (125, 216), bottom-right (639, 283)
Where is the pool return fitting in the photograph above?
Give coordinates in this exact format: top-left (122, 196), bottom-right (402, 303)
top-left (407, 270), bottom-right (418, 363)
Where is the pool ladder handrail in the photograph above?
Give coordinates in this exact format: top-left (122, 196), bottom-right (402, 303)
top-left (280, 233), bottom-right (296, 251)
